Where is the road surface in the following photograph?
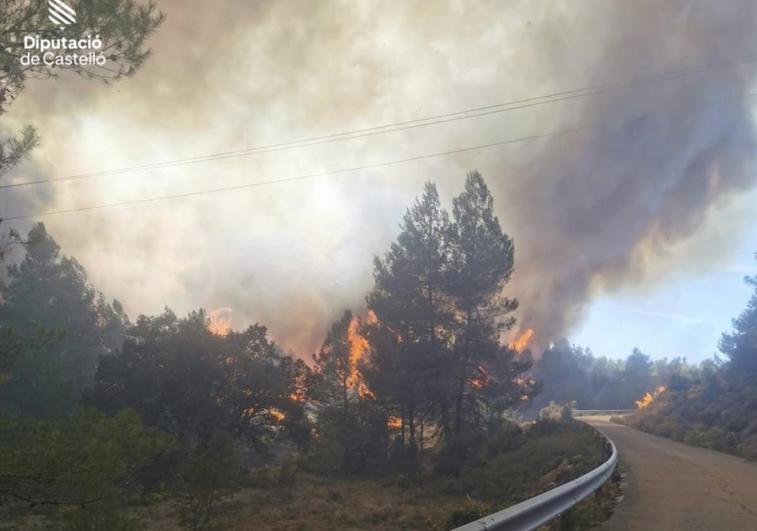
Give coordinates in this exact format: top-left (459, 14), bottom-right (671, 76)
top-left (583, 416), bottom-right (757, 531)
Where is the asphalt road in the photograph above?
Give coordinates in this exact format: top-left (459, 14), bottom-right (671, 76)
top-left (583, 416), bottom-right (757, 531)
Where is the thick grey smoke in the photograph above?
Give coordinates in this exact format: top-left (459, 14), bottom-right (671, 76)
top-left (2, 0), bottom-right (756, 355)
top-left (495, 1), bottom-right (757, 346)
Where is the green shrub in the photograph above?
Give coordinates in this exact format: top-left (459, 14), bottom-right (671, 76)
top-left (178, 431), bottom-right (242, 531)
top-left (448, 420), bottom-right (606, 506)
top-left (445, 498), bottom-right (490, 528)
top-left (0, 408), bottom-right (172, 520)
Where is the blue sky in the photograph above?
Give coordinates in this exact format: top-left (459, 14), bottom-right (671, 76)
top-left (573, 219), bottom-right (757, 363)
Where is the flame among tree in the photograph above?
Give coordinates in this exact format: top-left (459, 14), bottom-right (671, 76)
top-left (635, 386), bottom-right (666, 408)
top-left (312, 310), bottom-right (377, 409)
top-left (207, 307), bottom-right (232, 336)
top-left (347, 311), bottom-right (375, 390)
top-left (267, 408), bottom-right (286, 423)
top-left (509, 328), bottom-right (534, 353)
top-left (387, 416), bottom-right (403, 429)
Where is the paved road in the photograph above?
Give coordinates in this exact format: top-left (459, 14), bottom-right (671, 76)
top-left (583, 416), bottom-right (757, 531)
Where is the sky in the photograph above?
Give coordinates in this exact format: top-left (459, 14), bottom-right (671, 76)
top-left (574, 212), bottom-right (757, 362)
top-left (2, 0), bottom-right (757, 362)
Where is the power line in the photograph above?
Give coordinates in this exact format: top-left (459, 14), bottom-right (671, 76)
top-left (3, 125), bottom-right (591, 220)
top-left (6, 87), bottom-right (757, 221)
top-left (3, 51), bottom-right (757, 191)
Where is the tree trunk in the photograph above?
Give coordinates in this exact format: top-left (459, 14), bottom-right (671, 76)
top-left (419, 413), bottom-right (425, 461)
top-left (454, 309), bottom-right (474, 436)
top-left (342, 374), bottom-right (349, 473)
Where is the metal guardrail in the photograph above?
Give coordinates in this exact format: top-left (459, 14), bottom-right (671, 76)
top-left (572, 409), bottom-right (635, 417)
top-left (453, 429), bottom-right (617, 531)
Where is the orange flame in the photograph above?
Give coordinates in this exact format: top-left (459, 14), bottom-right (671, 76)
top-left (509, 329), bottom-right (534, 352)
top-left (268, 408), bottom-right (286, 423)
top-left (208, 307), bottom-right (232, 336)
top-left (635, 386), bottom-right (666, 409)
top-left (470, 364), bottom-right (490, 390)
top-left (387, 416), bottom-right (402, 429)
top-left (347, 316), bottom-right (368, 386)
top-left (347, 311), bottom-right (377, 397)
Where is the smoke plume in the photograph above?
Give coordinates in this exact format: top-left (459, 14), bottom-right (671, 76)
top-left (2, 0), bottom-right (756, 355)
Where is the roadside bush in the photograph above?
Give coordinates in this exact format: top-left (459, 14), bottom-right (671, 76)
top-left (0, 408), bottom-right (172, 502)
top-left (448, 419), bottom-right (607, 506)
top-left (683, 426), bottom-right (737, 452)
top-left (58, 495), bottom-right (140, 531)
top-left (435, 417), bottom-right (525, 476)
top-left (0, 408), bottom-right (173, 527)
top-left (445, 498), bottom-right (491, 528)
top-left (539, 401), bottom-right (573, 421)
top-left (178, 431), bottom-right (242, 531)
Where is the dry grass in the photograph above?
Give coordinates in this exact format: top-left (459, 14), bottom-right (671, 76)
top-left (3, 421), bottom-right (614, 531)
top-left (134, 473), bottom-right (469, 531)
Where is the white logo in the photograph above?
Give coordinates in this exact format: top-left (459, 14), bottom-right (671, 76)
top-left (48, 0), bottom-right (76, 28)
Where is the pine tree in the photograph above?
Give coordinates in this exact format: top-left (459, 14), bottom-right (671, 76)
top-left (365, 182), bottom-right (454, 447)
top-left (311, 310), bottom-right (354, 415)
top-left (720, 255), bottom-right (757, 378)
top-left (446, 171), bottom-right (520, 435)
top-left (0, 223), bottom-right (128, 417)
top-left (364, 175), bottom-right (538, 470)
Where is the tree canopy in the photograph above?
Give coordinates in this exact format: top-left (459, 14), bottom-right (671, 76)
top-left (363, 173), bottom-right (535, 471)
top-left (0, 0), bottom-right (164, 175)
top-left (87, 308), bottom-right (306, 457)
top-left (0, 223), bottom-right (128, 418)
top-left (720, 255), bottom-right (757, 378)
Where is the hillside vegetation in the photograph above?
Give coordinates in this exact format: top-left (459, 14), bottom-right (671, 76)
top-left (623, 259), bottom-right (757, 460)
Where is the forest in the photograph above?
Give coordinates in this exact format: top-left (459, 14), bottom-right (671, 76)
top-left (3, 168), bottom-right (750, 529)
top-left (0, 4), bottom-right (614, 528)
top-left (0, 174), bottom-right (623, 530)
top-left (530, 342), bottom-right (714, 413)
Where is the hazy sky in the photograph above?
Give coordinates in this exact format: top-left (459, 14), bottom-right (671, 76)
top-left (574, 215), bottom-right (757, 362)
top-left (3, 0), bottom-right (757, 362)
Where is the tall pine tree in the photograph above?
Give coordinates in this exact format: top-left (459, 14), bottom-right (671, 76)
top-left (0, 223), bottom-right (128, 418)
top-left (364, 174), bottom-right (536, 462)
top-left (447, 171), bottom-right (522, 435)
top-left (365, 182), bottom-right (454, 448)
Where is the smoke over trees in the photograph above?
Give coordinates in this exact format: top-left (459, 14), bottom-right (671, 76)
top-left (4, 1), bottom-right (756, 357)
